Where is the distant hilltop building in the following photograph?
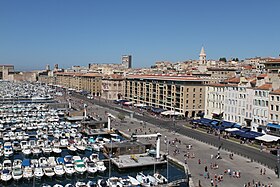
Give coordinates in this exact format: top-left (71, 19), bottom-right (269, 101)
top-left (46, 64), bottom-right (50, 71)
top-left (199, 47), bottom-right (206, 65)
top-left (122, 55), bottom-right (132, 68)
top-left (0, 64), bottom-right (14, 79)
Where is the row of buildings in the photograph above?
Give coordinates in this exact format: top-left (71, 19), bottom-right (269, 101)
top-left (2, 49), bottom-right (280, 136)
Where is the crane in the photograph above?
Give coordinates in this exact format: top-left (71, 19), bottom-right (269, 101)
top-left (131, 133), bottom-right (162, 160)
top-left (107, 113), bottom-right (116, 131)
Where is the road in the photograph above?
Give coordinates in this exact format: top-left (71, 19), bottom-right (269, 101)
top-left (72, 92), bottom-right (277, 170)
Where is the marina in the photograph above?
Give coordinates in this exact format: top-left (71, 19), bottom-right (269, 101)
top-left (0, 81), bottom-right (187, 187)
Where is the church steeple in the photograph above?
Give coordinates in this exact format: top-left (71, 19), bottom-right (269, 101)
top-left (199, 46), bottom-right (206, 65)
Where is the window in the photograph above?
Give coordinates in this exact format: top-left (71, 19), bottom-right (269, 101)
top-left (271, 105), bottom-right (274, 111)
top-left (193, 100), bottom-right (195, 103)
top-left (276, 105), bottom-right (279, 111)
top-left (277, 96), bottom-right (280, 101)
top-left (200, 88), bottom-right (202, 92)
top-left (193, 94), bottom-right (195, 98)
top-left (271, 96), bottom-right (274, 101)
top-left (193, 88), bottom-right (196, 92)
top-left (187, 88), bottom-right (189, 92)
top-left (270, 114), bottom-right (273, 120)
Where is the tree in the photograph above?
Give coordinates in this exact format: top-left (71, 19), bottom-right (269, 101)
top-left (117, 113), bottom-right (125, 121)
top-left (219, 57), bottom-right (227, 62)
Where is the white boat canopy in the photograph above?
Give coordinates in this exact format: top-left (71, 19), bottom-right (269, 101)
top-left (255, 134), bottom-right (280, 142)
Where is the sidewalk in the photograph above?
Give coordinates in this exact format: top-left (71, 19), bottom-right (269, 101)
top-left (56, 94), bottom-right (278, 187)
top-left (113, 117), bottom-right (278, 187)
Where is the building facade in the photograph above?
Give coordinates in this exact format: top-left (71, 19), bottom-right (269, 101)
top-left (124, 75), bottom-right (206, 118)
top-left (101, 75), bottom-right (125, 101)
top-left (122, 55), bottom-right (132, 69)
top-left (55, 72), bottom-right (102, 96)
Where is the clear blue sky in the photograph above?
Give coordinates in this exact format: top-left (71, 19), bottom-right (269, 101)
top-left (1, 0), bottom-right (280, 71)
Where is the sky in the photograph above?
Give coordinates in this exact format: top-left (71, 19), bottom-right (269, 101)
top-left (0, 0), bottom-right (280, 71)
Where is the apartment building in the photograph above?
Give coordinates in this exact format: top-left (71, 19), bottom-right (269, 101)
top-left (101, 75), bottom-right (125, 101)
top-left (207, 67), bottom-right (237, 80)
top-left (251, 83), bottom-right (272, 132)
top-left (124, 75), bottom-right (207, 118)
top-left (269, 89), bottom-right (280, 124)
top-left (205, 77), bottom-right (256, 128)
top-left (55, 72), bottom-right (102, 96)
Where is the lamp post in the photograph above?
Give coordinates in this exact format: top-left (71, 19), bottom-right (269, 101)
top-left (166, 139), bottom-right (169, 181)
top-left (277, 149), bottom-right (280, 178)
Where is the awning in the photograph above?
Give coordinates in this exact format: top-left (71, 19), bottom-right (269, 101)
top-left (230, 130), bottom-right (263, 139)
top-left (221, 121), bottom-right (235, 128)
top-left (233, 123), bottom-right (242, 129)
top-left (267, 123), bottom-right (280, 129)
top-left (255, 134), bottom-right (280, 142)
top-left (225, 128), bottom-right (240, 132)
top-left (151, 107), bottom-right (165, 113)
top-left (211, 120), bottom-right (219, 126)
top-left (133, 103), bottom-right (147, 108)
top-left (212, 110), bottom-right (223, 115)
top-left (123, 101), bottom-right (134, 106)
top-left (199, 118), bottom-right (212, 126)
top-left (161, 110), bottom-right (184, 116)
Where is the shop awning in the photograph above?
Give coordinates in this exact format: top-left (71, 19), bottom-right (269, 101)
top-left (212, 110), bottom-right (223, 115)
top-left (151, 107), bottom-right (165, 113)
top-left (161, 110), bottom-right (184, 116)
top-left (267, 123), bottom-right (280, 129)
top-left (225, 128), bottom-right (240, 132)
top-left (133, 103), bottom-right (147, 108)
top-left (255, 134), bottom-right (280, 142)
top-left (123, 101), bottom-right (134, 106)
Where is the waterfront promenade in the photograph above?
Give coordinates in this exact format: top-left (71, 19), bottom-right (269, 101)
top-left (56, 93), bottom-right (279, 187)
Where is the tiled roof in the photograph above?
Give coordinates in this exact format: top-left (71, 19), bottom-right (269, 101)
top-left (126, 74), bottom-right (203, 81)
top-left (207, 83), bottom-right (238, 87)
top-left (255, 83), bottom-right (272, 90)
top-left (224, 77), bottom-right (240, 83)
top-left (55, 72), bottom-right (102, 77)
top-left (257, 74), bottom-right (267, 78)
top-left (270, 89), bottom-right (280, 95)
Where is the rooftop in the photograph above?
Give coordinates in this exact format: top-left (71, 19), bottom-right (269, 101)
top-left (126, 74), bottom-right (203, 81)
top-left (255, 83), bottom-right (272, 90)
top-left (270, 89), bottom-right (280, 95)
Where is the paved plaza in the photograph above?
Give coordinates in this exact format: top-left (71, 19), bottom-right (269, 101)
top-left (56, 94), bottom-right (279, 187)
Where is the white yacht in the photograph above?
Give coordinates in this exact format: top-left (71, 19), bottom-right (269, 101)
top-left (73, 156), bottom-right (87, 174)
top-left (1, 169), bottom-right (12, 182)
top-left (64, 163), bottom-right (75, 175)
top-left (96, 161), bottom-right (106, 173)
top-left (34, 167), bottom-right (44, 179)
top-left (107, 177), bottom-right (123, 187)
top-left (12, 167), bottom-right (23, 180)
top-left (97, 179), bottom-right (108, 187)
top-left (4, 142), bottom-right (13, 157)
top-left (23, 167), bottom-right (33, 179)
top-left (43, 167), bottom-right (55, 177)
top-left (153, 173), bottom-right (168, 184)
top-left (127, 176), bottom-right (141, 186)
top-left (86, 161), bottom-right (97, 174)
top-left (54, 165), bottom-right (65, 177)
